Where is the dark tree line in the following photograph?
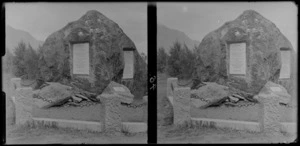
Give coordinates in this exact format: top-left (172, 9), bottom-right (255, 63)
top-left (5, 41), bottom-right (42, 80)
top-left (157, 41), bottom-right (197, 79)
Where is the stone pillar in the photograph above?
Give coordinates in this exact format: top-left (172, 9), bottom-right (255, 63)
top-left (258, 92), bottom-right (282, 136)
top-left (99, 93), bottom-right (122, 135)
top-left (167, 78), bottom-right (178, 97)
top-left (6, 78), bottom-right (21, 126)
top-left (12, 83), bottom-right (34, 126)
top-left (167, 78), bottom-right (178, 105)
top-left (142, 96), bottom-right (148, 122)
top-left (173, 87), bottom-right (191, 125)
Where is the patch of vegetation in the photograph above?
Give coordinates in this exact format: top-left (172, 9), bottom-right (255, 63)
top-left (121, 125), bottom-right (136, 137)
top-left (157, 41), bottom-right (197, 80)
top-left (10, 41), bottom-right (42, 80)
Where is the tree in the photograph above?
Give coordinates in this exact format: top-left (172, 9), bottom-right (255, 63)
top-left (12, 42), bottom-right (41, 80)
top-left (157, 47), bottom-right (168, 73)
top-left (12, 41), bottom-right (27, 77)
top-left (167, 41), bottom-right (182, 77)
top-left (24, 44), bottom-right (39, 79)
top-left (182, 44), bottom-right (196, 79)
top-left (167, 41), bottom-right (197, 79)
top-left (3, 48), bottom-right (14, 73)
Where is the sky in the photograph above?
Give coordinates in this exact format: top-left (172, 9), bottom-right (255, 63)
top-left (5, 2), bottom-right (147, 54)
top-left (158, 2), bottom-right (298, 52)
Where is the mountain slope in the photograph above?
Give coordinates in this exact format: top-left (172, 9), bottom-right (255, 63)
top-left (157, 23), bottom-right (200, 53)
top-left (5, 25), bottom-right (44, 52)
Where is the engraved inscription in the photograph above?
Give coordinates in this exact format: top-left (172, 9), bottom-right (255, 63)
top-left (123, 51), bottom-right (134, 79)
top-left (73, 43), bottom-right (90, 75)
top-left (279, 50), bottom-right (290, 79)
top-left (229, 43), bottom-right (246, 75)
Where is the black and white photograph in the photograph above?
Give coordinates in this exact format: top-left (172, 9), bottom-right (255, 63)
top-left (2, 1), bottom-right (298, 145)
top-left (3, 2), bottom-right (148, 144)
top-left (157, 2), bottom-right (297, 143)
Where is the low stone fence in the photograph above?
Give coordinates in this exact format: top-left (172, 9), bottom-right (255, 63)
top-left (9, 78), bottom-right (147, 134)
top-left (167, 77), bottom-right (296, 135)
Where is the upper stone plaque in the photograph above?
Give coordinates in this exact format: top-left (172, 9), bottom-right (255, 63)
top-left (229, 43), bottom-right (246, 75)
top-left (72, 43), bottom-right (89, 75)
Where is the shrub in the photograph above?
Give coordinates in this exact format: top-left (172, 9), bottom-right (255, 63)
top-left (157, 47), bottom-right (168, 73)
top-left (12, 42), bottom-right (41, 80)
top-left (3, 48), bottom-right (14, 73)
top-left (166, 41), bottom-right (197, 79)
top-left (12, 41), bottom-right (27, 77)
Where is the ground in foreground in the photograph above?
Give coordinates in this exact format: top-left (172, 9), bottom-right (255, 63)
top-left (157, 125), bottom-right (296, 144)
top-left (6, 124), bottom-right (147, 144)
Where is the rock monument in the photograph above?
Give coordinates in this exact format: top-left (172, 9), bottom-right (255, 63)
top-left (194, 10), bottom-right (296, 98)
top-left (38, 10), bottom-right (147, 99)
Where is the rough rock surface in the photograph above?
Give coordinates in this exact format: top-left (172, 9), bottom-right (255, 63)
top-left (259, 81), bottom-right (291, 104)
top-left (194, 10), bottom-right (296, 97)
top-left (38, 10), bottom-right (147, 98)
top-left (33, 82), bottom-right (73, 108)
top-left (101, 81), bottom-right (134, 103)
top-left (173, 87), bottom-right (191, 125)
top-left (191, 82), bottom-right (230, 108)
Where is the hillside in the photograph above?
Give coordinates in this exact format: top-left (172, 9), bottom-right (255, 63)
top-left (5, 25), bottom-right (44, 52)
top-left (157, 23), bottom-right (200, 53)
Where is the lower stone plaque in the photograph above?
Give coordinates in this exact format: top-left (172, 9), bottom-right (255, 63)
top-left (279, 50), bottom-right (290, 79)
top-left (229, 43), bottom-right (246, 75)
top-left (122, 51), bottom-right (134, 79)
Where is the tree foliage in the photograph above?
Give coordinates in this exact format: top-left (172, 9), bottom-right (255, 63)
top-left (3, 48), bottom-right (14, 73)
top-left (12, 41), bottom-right (40, 80)
top-left (12, 41), bottom-right (27, 77)
top-left (157, 47), bottom-right (168, 73)
top-left (166, 41), bottom-right (197, 79)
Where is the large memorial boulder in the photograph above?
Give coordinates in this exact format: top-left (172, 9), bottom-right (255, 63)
top-left (191, 82), bottom-right (230, 108)
top-left (194, 10), bottom-right (296, 97)
top-left (38, 10), bottom-right (147, 98)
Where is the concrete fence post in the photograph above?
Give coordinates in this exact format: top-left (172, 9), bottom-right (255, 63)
top-left (167, 78), bottom-right (178, 97)
top-left (167, 78), bottom-right (178, 106)
top-left (257, 93), bottom-right (282, 136)
top-left (10, 78), bottom-right (34, 126)
top-left (99, 93), bottom-right (122, 135)
top-left (173, 86), bottom-right (191, 126)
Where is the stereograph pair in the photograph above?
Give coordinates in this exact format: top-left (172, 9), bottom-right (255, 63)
top-left (2, 2), bottom-right (297, 144)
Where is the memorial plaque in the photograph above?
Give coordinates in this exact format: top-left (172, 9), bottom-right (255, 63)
top-left (279, 50), bottom-right (290, 79)
top-left (122, 51), bottom-right (134, 79)
top-left (229, 43), bottom-right (246, 75)
top-left (113, 87), bottom-right (126, 92)
top-left (270, 87), bottom-right (282, 92)
top-left (73, 43), bottom-right (90, 75)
